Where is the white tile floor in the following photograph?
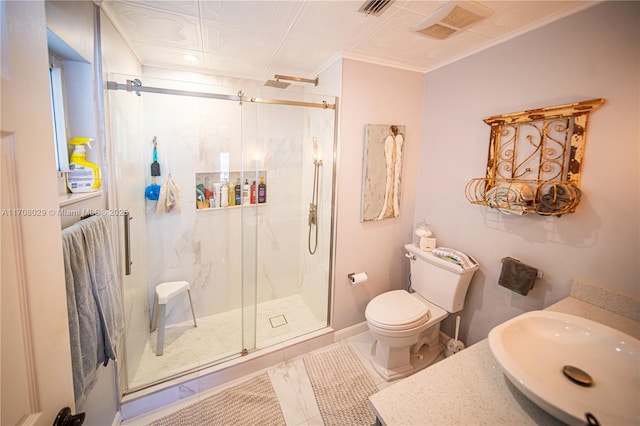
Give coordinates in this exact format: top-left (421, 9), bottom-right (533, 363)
top-left (129, 295), bottom-right (326, 389)
top-left (123, 331), bottom-right (396, 426)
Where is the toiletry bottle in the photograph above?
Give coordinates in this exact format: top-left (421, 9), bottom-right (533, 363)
top-left (211, 182), bottom-right (221, 208)
top-left (242, 179), bottom-right (250, 205)
top-left (235, 180), bottom-right (241, 205)
top-left (66, 137), bottom-right (102, 193)
top-left (228, 180), bottom-right (236, 206)
top-left (258, 176), bottom-right (267, 203)
top-left (250, 180), bottom-right (256, 204)
top-left (220, 180), bottom-right (229, 207)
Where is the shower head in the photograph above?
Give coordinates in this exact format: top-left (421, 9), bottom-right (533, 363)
top-left (264, 79), bottom-right (291, 89)
top-left (265, 74), bottom-right (319, 89)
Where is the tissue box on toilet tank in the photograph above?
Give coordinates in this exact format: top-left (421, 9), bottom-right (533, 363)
top-left (419, 237), bottom-right (436, 251)
top-left (498, 257), bottom-right (538, 296)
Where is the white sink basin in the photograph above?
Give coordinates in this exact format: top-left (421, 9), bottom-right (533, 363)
top-left (488, 310), bottom-right (640, 426)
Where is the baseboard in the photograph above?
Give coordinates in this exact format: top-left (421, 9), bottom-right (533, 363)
top-left (334, 321), bottom-right (369, 341)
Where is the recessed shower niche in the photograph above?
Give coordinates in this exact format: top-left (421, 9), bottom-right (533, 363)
top-left (195, 171), bottom-right (268, 210)
top-left (465, 99), bottom-right (604, 216)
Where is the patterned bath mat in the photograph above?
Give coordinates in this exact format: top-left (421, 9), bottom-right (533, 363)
top-left (148, 373), bottom-right (285, 426)
top-left (303, 345), bottom-right (378, 426)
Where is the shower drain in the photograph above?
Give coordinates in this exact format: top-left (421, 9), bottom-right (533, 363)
top-left (269, 315), bottom-right (288, 328)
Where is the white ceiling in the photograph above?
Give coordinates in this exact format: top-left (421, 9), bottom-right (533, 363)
top-left (101, 0), bottom-right (594, 82)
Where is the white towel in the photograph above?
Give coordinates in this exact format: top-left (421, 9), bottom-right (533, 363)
top-left (485, 182), bottom-right (533, 215)
top-left (156, 175), bottom-right (181, 213)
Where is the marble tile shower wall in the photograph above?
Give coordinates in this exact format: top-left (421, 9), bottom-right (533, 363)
top-left (142, 93), bottom-right (309, 325)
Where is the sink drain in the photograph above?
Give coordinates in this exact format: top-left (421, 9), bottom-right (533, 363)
top-left (562, 365), bottom-right (593, 386)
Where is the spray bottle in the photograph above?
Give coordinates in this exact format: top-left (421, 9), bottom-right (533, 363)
top-left (66, 137), bottom-right (102, 193)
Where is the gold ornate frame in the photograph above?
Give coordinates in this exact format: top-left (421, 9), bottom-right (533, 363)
top-left (465, 99), bottom-right (604, 216)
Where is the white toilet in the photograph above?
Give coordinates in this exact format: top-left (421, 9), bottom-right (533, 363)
top-left (365, 243), bottom-right (479, 381)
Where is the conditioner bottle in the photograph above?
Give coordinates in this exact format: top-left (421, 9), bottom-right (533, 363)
top-left (250, 180), bottom-right (256, 204)
top-left (235, 179), bottom-right (241, 205)
top-left (258, 176), bottom-right (267, 203)
top-left (228, 181), bottom-right (236, 206)
top-left (242, 179), bottom-right (250, 205)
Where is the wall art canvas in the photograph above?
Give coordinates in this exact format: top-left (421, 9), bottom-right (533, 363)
top-left (361, 124), bottom-right (406, 222)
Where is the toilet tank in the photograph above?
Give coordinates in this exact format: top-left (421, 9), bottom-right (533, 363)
top-left (405, 244), bottom-right (479, 313)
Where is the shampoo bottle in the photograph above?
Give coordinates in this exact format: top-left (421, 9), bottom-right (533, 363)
top-left (235, 180), bottom-right (242, 205)
top-left (228, 181), bottom-right (236, 206)
top-left (242, 179), bottom-right (250, 205)
top-left (211, 182), bottom-right (221, 208)
top-left (258, 176), bottom-right (267, 203)
top-left (220, 180), bottom-right (229, 207)
top-left (250, 180), bottom-right (256, 204)
top-left (67, 137), bottom-right (102, 193)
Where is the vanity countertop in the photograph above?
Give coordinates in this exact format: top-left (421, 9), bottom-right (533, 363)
top-left (368, 296), bottom-right (639, 425)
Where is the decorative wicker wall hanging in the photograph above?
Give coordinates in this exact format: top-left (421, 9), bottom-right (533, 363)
top-left (465, 98), bottom-right (604, 216)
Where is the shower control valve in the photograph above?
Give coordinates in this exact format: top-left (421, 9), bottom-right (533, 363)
top-left (308, 203), bottom-right (317, 226)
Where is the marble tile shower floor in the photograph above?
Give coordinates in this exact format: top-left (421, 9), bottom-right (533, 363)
top-left (129, 294), bottom-right (326, 389)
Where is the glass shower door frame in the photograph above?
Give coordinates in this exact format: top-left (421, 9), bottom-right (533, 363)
top-left (240, 102), bottom-right (258, 355)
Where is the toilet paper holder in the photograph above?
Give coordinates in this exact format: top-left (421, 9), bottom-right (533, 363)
top-left (348, 272), bottom-right (368, 284)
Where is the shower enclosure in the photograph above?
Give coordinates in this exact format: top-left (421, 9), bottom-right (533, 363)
top-left (106, 75), bottom-right (336, 392)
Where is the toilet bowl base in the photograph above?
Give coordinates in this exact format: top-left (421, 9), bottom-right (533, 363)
top-left (370, 340), bottom-right (445, 381)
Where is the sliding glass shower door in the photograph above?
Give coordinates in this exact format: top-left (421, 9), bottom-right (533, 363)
top-left (109, 76), bottom-right (249, 391)
top-left (108, 75), bottom-right (336, 393)
top-left (240, 98), bottom-right (334, 352)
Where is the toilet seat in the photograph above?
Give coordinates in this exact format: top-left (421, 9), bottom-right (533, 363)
top-left (365, 290), bottom-right (431, 331)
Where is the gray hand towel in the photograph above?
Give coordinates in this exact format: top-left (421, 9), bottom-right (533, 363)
top-left (62, 223), bottom-right (100, 409)
top-left (498, 257), bottom-right (538, 296)
top-left (78, 215), bottom-right (124, 362)
top-left (62, 214), bottom-right (123, 410)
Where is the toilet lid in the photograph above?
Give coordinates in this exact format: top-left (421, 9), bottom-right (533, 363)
top-left (366, 290), bottom-right (431, 329)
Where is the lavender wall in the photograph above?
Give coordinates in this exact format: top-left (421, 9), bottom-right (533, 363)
top-left (332, 59), bottom-right (425, 331)
top-left (416, 1), bottom-right (639, 345)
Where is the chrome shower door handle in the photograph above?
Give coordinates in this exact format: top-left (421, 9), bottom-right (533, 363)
top-left (124, 212), bottom-right (133, 275)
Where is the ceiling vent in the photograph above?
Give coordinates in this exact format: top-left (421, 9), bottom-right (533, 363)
top-left (358, 0), bottom-right (395, 17)
top-left (410, 1), bottom-right (493, 40)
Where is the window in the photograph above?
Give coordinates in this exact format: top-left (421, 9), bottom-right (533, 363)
top-left (49, 54), bottom-right (70, 172)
